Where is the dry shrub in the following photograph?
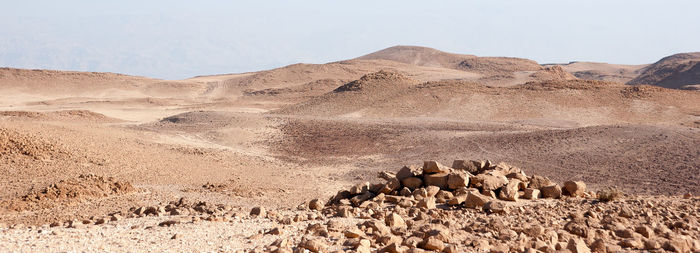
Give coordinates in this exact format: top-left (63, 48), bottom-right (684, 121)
top-left (597, 187), bottom-right (624, 202)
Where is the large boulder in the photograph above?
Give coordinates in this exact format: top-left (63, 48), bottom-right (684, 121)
top-left (528, 175), bottom-right (553, 190)
top-left (424, 173), bottom-right (449, 189)
top-left (541, 184), bottom-right (562, 199)
top-left (451, 160), bottom-right (479, 174)
top-left (472, 173), bottom-right (508, 191)
top-left (563, 181), bottom-right (586, 197)
top-left (447, 171), bottom-right (470, 190)
top-left (464, 192), bottom-right (491, 209)
top-left (401, 177), bottom-right (423, 190)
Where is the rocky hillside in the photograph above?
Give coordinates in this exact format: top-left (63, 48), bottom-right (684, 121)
top-left (628, 52), bottom-right (700, 89)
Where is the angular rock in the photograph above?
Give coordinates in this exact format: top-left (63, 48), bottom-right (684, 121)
top-left (299, 238), bottom-right (328, 253)
top-left (483, 201), bottom-right (507, 214)
top-left (385, 213), bottom-right (406, 228)
top-left (423, 161), bottom-right (451, 174)
top-left (523, 188), bottom-right (540, 200)
top-left (423, 173), bottom-right (449, 189)
top-left (380, 177), bottom-right (402, 194)
top-left (563, 181), bottom-right (587, 197)
top-left (417, 197), bottom-right (436, 209)
top-left (541, 184), bottom-right (562, 199)
top-left (498, 179), bottom-right (520, 201)
top-left (447, 172), bottom-right (470, 190)
top-left (447, 194), bottom-right (468, 206)
top-left (250, 207), bottom-right (266, 217)
top-left (528, 175), bottom-right (553, 190)
top-left (567, 238), bottom-right (591, 253)
top-left (396, 165), bottom-right (422, 180)
top-left (451, 160), bottom-right (480, 174)
top-left (422, 237), bottom-right (445, 251)
top-left (473, 173), bottom-right (508, 191)
top-left (464, 192), bottom-right (491, 209)
top-left (345, 227), bottom-right (365, 238)
top-left (350, 191), bottom-right (375, 206)
top-left (308, 199), bottom-right (324, 211)
top-left (401, 177), bottom-right (423, 190)
top-left (635, 225), bottom-right (654, 239)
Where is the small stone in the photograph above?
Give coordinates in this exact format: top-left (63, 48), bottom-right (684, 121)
top-left (417, 197), bottom-right (436, 209)
top-left (483, 201), bottom-right (507, 214)
top-left (158, 220), bottom-right (180, 227)
top-left (380, 177), bottom-right (402, 194)
top-left (171, 234), bottom-right (180, 240)
top-left (619, 238), bottom-right (643, 249)
top-left (567, 238), bottom-right (591, 253)
top-left (250, 206), bottom-right (266, 217)
top-left (644, 238), bottom-right (661, 250)
top-left (381, 242), bottom-right (407, 253)
top-left (385, 213), bottom-right (406, 228)
top-left (524, 224), bottom-right (544, 237)
top-left (309, 199), bottom-right (324, 211)
top-left (447, 194), bottom-right (468, 206)
top-left (618, 206), bottom-right (633, 218)
top-left (344, 227), bottom-right (365, 238)
top-left (422, 237), bottom-right (445, 251)
top-left (94, 218), bottom-right (107, 225)
top-left (523, 188), bottom-right (540, 200)
top-left (635, 225), bottom-right (654, 238)
top-left (589, 239), bottom-right (606, 253)
top-left (266, 227), bottom-right (283, 235)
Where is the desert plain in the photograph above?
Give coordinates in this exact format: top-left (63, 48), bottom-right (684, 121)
top-left (0, 46), bottom-right (699, 252)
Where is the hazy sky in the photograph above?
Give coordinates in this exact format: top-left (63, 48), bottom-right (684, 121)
top-left (2, 0), bottom-right (699, 79)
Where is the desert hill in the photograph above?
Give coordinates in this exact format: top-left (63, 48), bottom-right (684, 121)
top-left (277, 71), bottom-right (700, 127)
top-left (628, 52), bottom-right (700, 89)
top-left (553, 61), bottom-right (647, 83)
top-left (355, 45), bottom-right (476, 69)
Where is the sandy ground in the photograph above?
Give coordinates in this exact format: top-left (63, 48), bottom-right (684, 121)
top-left (1, 47), bottom-right (699, 251)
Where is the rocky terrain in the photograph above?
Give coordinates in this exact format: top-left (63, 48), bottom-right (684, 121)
top-left (1, 46), bottom-right (699, 252)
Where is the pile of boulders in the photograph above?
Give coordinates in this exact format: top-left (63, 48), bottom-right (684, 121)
top-left (326, 160), bottom-right (590, 213)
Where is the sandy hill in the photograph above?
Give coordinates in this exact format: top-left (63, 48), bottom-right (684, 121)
top-left (0, 67), bottom-right (210, 98)
top-left (627, 52), bottom-right (700, 89)
top-left (355, 45), bottom-right (476, 69)
top-left (553, 62), bottom-right (647, 83)
top-left (278, 70), bottom-right (700, 127)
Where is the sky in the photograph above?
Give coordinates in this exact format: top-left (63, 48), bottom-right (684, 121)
top-left (1, 0), bottom-right (699, 80)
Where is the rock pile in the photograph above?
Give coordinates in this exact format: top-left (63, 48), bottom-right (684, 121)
top-left (278, 160), bottom-right (698, 253)
top-left (16, 160), bottom-right (699, 253)
top-left (327, 160), bottom-right (590, 212)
